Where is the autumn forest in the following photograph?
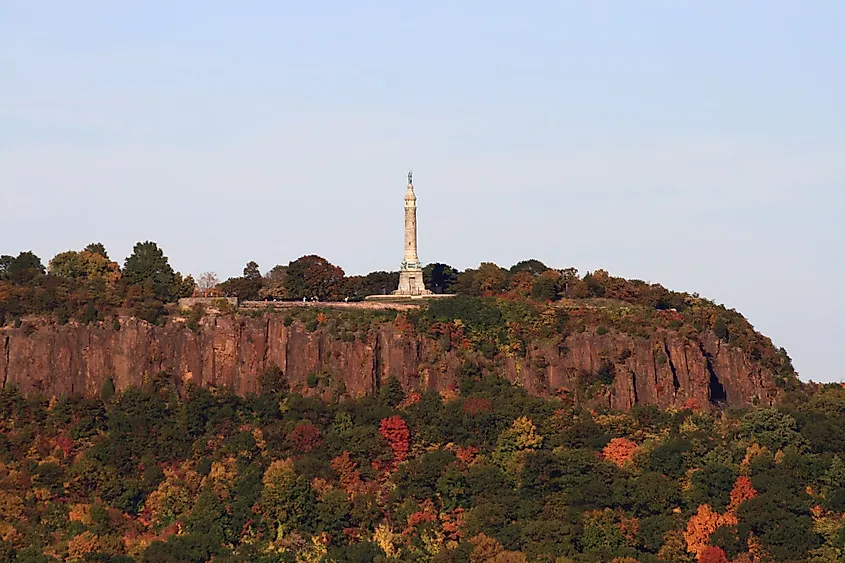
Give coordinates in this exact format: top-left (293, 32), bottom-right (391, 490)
top-left (0, 242), bottom-right (842, 562)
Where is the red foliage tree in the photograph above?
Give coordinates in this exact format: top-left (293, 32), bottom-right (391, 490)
top-left (284, 255), bottom-right (346, 301)
top-left (682, 398), bottom-right (702, 412)
top-left (462, 397), bottom-right (493, 416)
top-left (288, 421), bottom-right (323, 453)
top-left (699, 546), bottom-right (729, 563)
top-left (379, 416), bottom-right (410, 465)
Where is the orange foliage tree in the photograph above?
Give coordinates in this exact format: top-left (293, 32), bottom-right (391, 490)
top-left (602, 438), bottom-right (639, 467)
top-left (684, 504), bottom-right (736, 558)
top-left (331, 451), bottom-right (362, 494)
top-left (727, 476), bottom-right (757, 513)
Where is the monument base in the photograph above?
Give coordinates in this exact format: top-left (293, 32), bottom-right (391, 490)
top-left (364, 293), bottom-right (454, 301)
top-left (394, 268), bottom-right (432, 297)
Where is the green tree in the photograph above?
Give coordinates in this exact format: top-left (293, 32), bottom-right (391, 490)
top-left (740, 408), bottom-right (803, 451)
top-left (423, 263), bottom-right (459, 294)
top-left (509, 259), bottom-right (549, 276)
top-left (243, 261), bottom-right (261, 280)
top-left (218, 262), bottom-right (262, 301)
top-left (122, 242), bottom-right (178, 301)
top-left (259, 459), bottom-right (316, 533)
top-left (379, 376), bottom-right (405, 407)
top-left (648, 438), bottom-right (691, 478)
top-left (100, 377), bottom-right (116, 403)
top-left (690, 464), bottom-right (737, 512)
top-left (346, 270), bottom-right (399, 297)
top-left (0, 251), bottom-right (45, 283)
top-left (530, 275), bottom-right (560, 301)
top-left (737, 493), bottom-right (821, 560)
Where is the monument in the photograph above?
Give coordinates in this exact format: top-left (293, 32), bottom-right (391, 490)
top-left (394, 171), bottom-right (432, 296)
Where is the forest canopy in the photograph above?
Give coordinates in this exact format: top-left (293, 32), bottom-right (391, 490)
top-left (0, 373), bottom-right (841, 561)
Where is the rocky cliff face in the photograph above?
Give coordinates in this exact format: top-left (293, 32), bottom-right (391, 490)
top-left (0, 314), bottom-right (780, 409)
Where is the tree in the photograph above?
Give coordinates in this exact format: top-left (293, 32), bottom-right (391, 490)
top-left (0, 251), bottom-right (45, 283)
top-left (288, 421), bottom-right (323, 453)
top-left (739, 408), bottom-right (803, 451)
top-left (602, 438), bottom-right (638, 467)
top-left (423, 263), bottom-right (459, 294)
top-left (122, 241), bottom-right (178, 301)
top-left (475, 263), bottom-right (508, 294)
top-left (346, 271), bottom-right (399, 298)
top-left (84, 242), bottom-right (109, 259)
top-left (690, 464), bottom-right (737, 512)
top-left (379, 416), bottom-right (410, 465)
top-left (331, 451), bottom-right (363, 494)
top-left (49, 249), bottom-right (120, 284)
top-left (530, 272), bottom-right (561, 301)
top-left (582, 271), bottom-right (606, 298)
top-left (218, 262), bottom-right (262, 301)
top-left (649, 438), bottom-right (691, 478)
top-left (684, 504), bottom-right (732, 558)
top-left (259, 459), bottom-right (316, 532)
top-left (698, 546), bottom-right (729, 563)
top-left (379, 376), bottom-right (405, 407)
top-left (100, 377), bottom-right (116, 403)
top-left (284, 255), bottom-right (346, 301)
top-left (727, 476), bottom-right (757, 513)
top-left (737, 494), bottom-right (821, 561)
top-left (175, 272), bottom-right (196, 299)
top-left (259, 265), bottom-right (288, 300)
top-left (508, 271), bottom-right (535, 295)
top-left (494, 417), bottom-right (543, 475)
top-left (558, 267), bottom-right (580, 296)
top-left (509, 259), bottom-right (548, 276)
top-left (196, 272), bottom-right (220, 297)
top-left (243, 261), bottom-right (261, 281)
top-left (258, 363), bottom-right (287, 395)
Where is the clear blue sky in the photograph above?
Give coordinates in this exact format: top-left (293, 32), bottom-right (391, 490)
top-left (2, 2), bottom-right (843, 382)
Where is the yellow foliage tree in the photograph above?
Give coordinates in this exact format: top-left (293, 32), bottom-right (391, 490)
top-left (373, 522), bottom-right (401, 559)
top-left (493, 416), bottom-right (543, 476)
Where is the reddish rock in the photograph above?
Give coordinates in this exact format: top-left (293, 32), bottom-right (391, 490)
top-left (0, 315), bottom-right (780, 409)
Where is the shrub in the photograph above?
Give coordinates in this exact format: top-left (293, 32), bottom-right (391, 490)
top-left (306, 372), bottom-right (319, 389)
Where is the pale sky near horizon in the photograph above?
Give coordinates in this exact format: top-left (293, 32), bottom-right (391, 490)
top-left (1, 2), bottom-right (843, 382)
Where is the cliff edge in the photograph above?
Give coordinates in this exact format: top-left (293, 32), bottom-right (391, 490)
top-left (0, 307), bottom-right (788, 409)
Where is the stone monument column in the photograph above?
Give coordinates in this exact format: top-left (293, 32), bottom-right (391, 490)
top-left (395, 171), bottom-right (431, 296)
top-left (403, 175), bottom-right (419, 267)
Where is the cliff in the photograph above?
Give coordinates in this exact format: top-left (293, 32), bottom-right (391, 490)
top-left (0, 312), bottom-right (781, 409)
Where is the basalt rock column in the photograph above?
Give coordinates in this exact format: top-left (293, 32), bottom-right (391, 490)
top-left (394, 171), bottom-right (431, 296)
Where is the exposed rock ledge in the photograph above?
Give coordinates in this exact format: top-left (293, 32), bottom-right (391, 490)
top-left (0, 315), bottom-right (779, 409)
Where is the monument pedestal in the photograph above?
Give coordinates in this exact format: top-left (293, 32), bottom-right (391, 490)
top-left (395, 268), bottom-right (431, 297)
